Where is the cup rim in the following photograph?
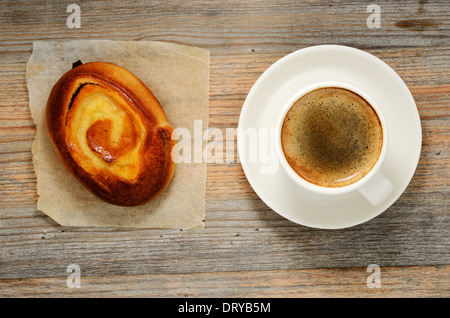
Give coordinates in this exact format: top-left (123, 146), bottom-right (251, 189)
top-left (274, 81), bottom-right (389, 195)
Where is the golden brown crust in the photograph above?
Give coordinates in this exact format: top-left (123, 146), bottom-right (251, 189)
top-left (46, 62), bottom-right (176, 206)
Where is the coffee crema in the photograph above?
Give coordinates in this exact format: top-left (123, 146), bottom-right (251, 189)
top-left (281, 87), bottom-right (383, 187)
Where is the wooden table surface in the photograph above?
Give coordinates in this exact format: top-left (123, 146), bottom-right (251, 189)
top-left (0, 0), bottom-right (449, 298)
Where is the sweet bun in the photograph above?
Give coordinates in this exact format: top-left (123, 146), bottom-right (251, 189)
top-left (46, 61), bottom-right (176, 206)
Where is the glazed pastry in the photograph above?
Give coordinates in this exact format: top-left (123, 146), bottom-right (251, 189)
top-left (46, 61), bottom-right (176, 206)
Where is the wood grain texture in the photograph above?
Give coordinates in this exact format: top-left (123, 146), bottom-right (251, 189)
top-left (0, 0), bottom-right (449, 297)
top-left (1, 265), bottom-right (448, 297)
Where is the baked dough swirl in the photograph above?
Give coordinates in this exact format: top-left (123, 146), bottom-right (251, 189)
top-left (46, 62), bottom-right (176, 206)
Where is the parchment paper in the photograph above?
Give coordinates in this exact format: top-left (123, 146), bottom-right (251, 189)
top-left (27, 40), bottom-right (209, 229)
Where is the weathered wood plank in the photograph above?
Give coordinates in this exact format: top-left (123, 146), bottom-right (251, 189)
top-left (1, 265), bottom-right (448, 297)
top-left (0, 196), bottom-right (448, 280)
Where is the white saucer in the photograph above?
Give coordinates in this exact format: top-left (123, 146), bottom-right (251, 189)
top-left (237, 45), bottom-right (422, 229)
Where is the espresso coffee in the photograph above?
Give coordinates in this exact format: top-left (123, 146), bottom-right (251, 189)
top-left (281, 87), bottom-right (383, 187)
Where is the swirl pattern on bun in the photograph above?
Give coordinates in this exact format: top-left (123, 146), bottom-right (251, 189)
top-left (46, 62), bottom-right (176, 206)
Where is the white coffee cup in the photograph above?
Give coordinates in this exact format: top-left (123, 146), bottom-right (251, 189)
top-left (274, 81), bottom-right (393, 206)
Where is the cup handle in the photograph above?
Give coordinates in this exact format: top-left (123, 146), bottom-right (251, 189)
top-left (358, 173), bottom-right (394, 206)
